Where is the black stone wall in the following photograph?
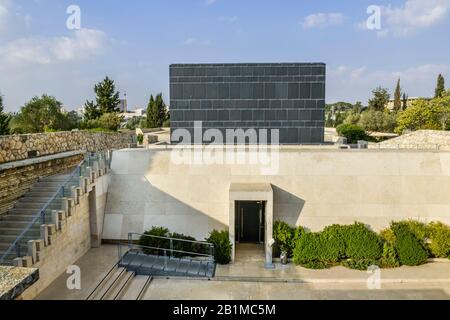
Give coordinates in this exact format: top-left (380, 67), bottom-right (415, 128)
top-left (170, 63), bottom-right (326, 144)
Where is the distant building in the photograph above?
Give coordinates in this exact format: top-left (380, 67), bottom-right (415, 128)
top-left (118, 99), bottom-right (128, 113)
top-left (385, 97), bottom-right (430, 111)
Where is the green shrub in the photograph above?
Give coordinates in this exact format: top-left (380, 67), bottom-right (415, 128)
top-left (273, 221), bottom-right (295, 256)
top-left (428, 222), bottom-right (450, 258)
top-left (301, 260), bottom-right (329, 269)
top-left (321, 224), bottom-right (348, 261)
top-left (379, 242), bottom-right (400, 268)
top-left (342, 259), bottom-right (379, 270)
top-left (344, 223), bottom-right (382, 260)
top-left (169, 232), bottom-right (197, 258)
top-left (292, 232), bottom-right (333, 268)
top-left (137, 133), bottom-right (144, 145)
top-left (206, 230), bottom-right (232, 265)
top-left (379, 227), bottom-right (396, 245)
top-left (139, 227), bottom-right (170, 255)
top-left (336, 124), bottom-right (368, 144)
top-left (392, 223), bottom-right (428, 266)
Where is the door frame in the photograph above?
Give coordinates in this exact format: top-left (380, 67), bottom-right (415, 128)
top-left (235, 201), bottom-right (266, 244)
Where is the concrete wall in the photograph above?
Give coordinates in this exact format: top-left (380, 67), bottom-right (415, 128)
top-left (17, 173), bottom-right (110, 300)
top-left (0, 131), bottom-right (135, 164)
top-left (0, 152), bottom-right (85, 217)
top-left (103, 148), bottom-right (450, 240)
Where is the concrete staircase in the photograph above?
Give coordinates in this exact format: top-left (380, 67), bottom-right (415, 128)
top-left (0, 173), bottom-right (70, 265)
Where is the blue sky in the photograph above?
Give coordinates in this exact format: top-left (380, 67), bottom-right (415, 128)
top-left (1, 0), bottom-right (449, 111)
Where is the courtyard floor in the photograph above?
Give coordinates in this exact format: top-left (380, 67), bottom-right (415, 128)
top-left (36, 245), bottom-right (450, 300)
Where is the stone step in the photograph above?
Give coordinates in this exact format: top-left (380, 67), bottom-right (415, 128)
top-left (30, 187), bottom-right (62, 193)
top-left (0, 214), bottom-right (38, 222)
top-left (0, 242), bottom-right (28, 252)
top-left (40, 175), bottom-right (71, 182)
top-left (16, 198), bottom-right (63, 208)
top-left (9, 207), bottom-right (59, 215)
top-left (0, 221), bottom-right (35, 229)
top-left (25, 191), bottom-right (60, 198)
top-left (0, 227), bottom-right (41, 236)
top-left (0, 234), bottom-right (41, 243)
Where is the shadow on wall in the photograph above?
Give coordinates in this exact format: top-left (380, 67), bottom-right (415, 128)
top-left (272, 186), bottom-right (306, 226)
top-left (103, 150), bottom-right (228, 241)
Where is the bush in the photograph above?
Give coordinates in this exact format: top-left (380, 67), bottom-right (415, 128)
top-left (392, 223), bottom-right (428, 266)
top-left (358, 109), bottom-right (398, 133)
top-left (321, 224), bottom-right (348, 261)
top-left (336, 124), bottom-right (368, 143)
top-left (342, 259), bottom-right (379, 270)
top-left (273, 221), bottom-right (295, 256)
top-left (379, 242), bottom-right (400, 268)
top-left (428, 222), bottom-right (450, 258)
top-left (293, 232), bottom-right (331, 268)
top-left (169, 232), bottom-right (197, 258)
top-left (137, 133), bottom-right (144, 145)
top-left (206, 230), bottom-right (232, 265)
top-left (344, 223), bottom-right (383, 260)
top-left (379, 227), bottom-right (396, 245)
top-left (139, 227), bottom-right (170, 255)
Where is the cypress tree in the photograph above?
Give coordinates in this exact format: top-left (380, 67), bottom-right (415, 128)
top-left (0, 95), bottom-right (11, 135)
top-left (393, 79), bottom-right (402, 111)
top-left (435, 74), bottom-right (445, 98)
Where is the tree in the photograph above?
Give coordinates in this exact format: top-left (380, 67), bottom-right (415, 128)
top-left (368, 87), bottom-right (390, 111)
top-left (83, 100), bottom-right (101, 120)
top-left (0, 95), bottom-right (11, 135)
top-left (358, 109), bottom-right (398, 133)
top-left (395, 96), bottom-right (450, 133)
top-left (146, 95), bottom-right (158, 128)
top-left (155, 93), bottom-right (168, 127)
top-left (9, 95), bottom-right (67, 133)
top-left (94, 76), bottom-right (120, 114)
top-left (435, 74), bottom-right (445, 98)
top-left (393, 79), bottom-right (402, 111)
top-left (402, 93), bottom-right (408, 111)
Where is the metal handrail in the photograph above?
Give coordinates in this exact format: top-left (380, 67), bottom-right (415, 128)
top-left (0, 163), bottom-right (84, 264)
top-left (128, 232), bottom-right (215, 259)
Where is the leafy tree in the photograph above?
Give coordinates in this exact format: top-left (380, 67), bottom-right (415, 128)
top-left (395, 95), bottom-right (450, 133)
top-left (155, 93), bottom-right (168, 127)
top-left (368, 87), bottom-right (390, 111)
top-left (358, 109), bottom-right (398, 133)
top-left (81, 113), bottom-right (124, 132)
top-left (402, 93), bottom-right (408, 111)
top-left (94, 76), bottom-right (120, 115)
top-left (435, 74), bottom-right (445, 98)
top-left (9, 95), bottom-right (68, 133)
top-left (146, 95), bottom-right (158, 128)
top-left (393, 79), bottom-right (402, 111)
top-left (83, 100), bottom-right (101, 121)
top-left (0, 95), bottom-right (11, 135)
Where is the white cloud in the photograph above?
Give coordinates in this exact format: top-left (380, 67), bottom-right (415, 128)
top-left (0, 28), bottom-right (108, 66)
top-left (218, 16), bottom-right (238, 24)
top-left (327, 64), bottom-right (450, 103)
top-left (360, 0), bottom-right (450, 37)
top-left (182, 37), bottom-right (211, 46)
top-left (205, 0), bottom-right (217, 6)
top-left (302, 12), bottom-right (345, 29)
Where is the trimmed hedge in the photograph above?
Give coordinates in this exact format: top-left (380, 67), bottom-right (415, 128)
top-left (391, 223), bottom-right (428, 266)
top-left (344, 223), bottom-right (382, 260)
top-left (428, 222), bottom-right (450, 258)
top-left (336, 124), bottom-right (368, 144)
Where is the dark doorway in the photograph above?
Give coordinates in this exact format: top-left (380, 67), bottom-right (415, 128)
top-left (235, 201), bottom-right (265, 243)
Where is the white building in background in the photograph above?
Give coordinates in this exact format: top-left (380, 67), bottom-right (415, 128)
top-left (385, 97), bottom-right (431, 111)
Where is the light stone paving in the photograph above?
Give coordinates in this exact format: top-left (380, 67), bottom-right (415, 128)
top-left (34, 245), bottom-right (450, 300)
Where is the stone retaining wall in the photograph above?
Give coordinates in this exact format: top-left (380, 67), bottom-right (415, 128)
top-left (0, 131), bottom-right (134, 164)
top-left (377, 130), bottom-right (450, 150)
top-left (0, 152), bottom-right (85, 216)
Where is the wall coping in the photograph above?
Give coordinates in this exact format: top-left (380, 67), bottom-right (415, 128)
top-left (0, 150), bottom-right (86, 171)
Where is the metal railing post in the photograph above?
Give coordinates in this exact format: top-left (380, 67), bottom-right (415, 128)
top-left (170, 239), bottom-right (173, 257)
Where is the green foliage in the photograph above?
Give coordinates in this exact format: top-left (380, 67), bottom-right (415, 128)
top-left (379, 242), bottom-right (400, 268)
top-left (428, 222), bottom-right (450, 258)
top-left (9, 95), bottom-right (77, 133)
top-left (147, 93), bottom-right (168, 128)
top-left (379, 227), bottom-right (396, 245)
top-left (435, 74), bottom-right (446, 98)
top-left (0, 95), bottom-right (11, 135)
top-left (83, 100), bottom-right (101, 121)
top-left (344, 223), bottom-right (383, 260)
top-left (81, 113), bottom-right (123, 132)
top-left (137, 133), bottom-right (144, 145)
top-left (368, 87), bottom-right (390, 111)
top-left (139, 227), bottom-right (170, 255)
top-left (273, 221), bottom-right (295, 255)
top-left (395, 95), bottom-right (450, 133)
top-left (336, 124), bottom-right (368, 143)
top-left (393, 79), bottom-right (402, 112)
top-left (321, 224), bottom-right (348, 261)
top-left (342, 259), bottom-right (379, 270)
top-left (94, 76), bottom-right (120, 114)
top-left (292, 232), bottom-right (331, 268)
top-left (206, 230), bottom-right (232, 265)
top-left (358, 109), bottom-right (398, 133)
top-left (169, 232), bottom-right (198, 258)
top-left (392, 223), bottom-right (428, 266)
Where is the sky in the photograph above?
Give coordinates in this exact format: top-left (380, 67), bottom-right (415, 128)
top-left (0, 0), bottom-right (449, 112)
